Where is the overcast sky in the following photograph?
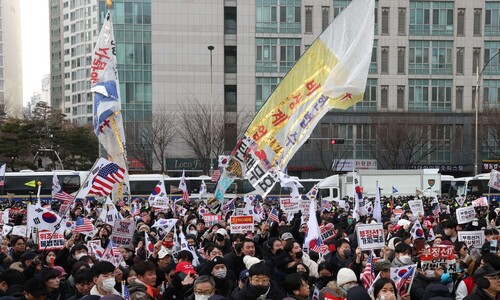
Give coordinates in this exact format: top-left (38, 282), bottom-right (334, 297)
top-left (21, 0), bottom-right (50, 105)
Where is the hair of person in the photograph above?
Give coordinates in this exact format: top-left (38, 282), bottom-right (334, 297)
top-left (90, 261), bottom-right (115, 278)
top-left (133, 261), bottom-right (156, 276)
top-left (394, 242), bottom-right (412, 254)
top-left (231, 233), bottom-right (245, 242)
top-left (194, 275), bottom-right (215, 290)
top-left (74, 268), bottom-right (93, 284)
top-left (248, 261), bottom-right (271, 277)
top-left (242, 238), bottom-right (255, 246)
top-left (0, 269), bottom-right (24, 286)
top-left (373, 278), bottom-right (397, 298)
top-left (266, 237), bottom-right (280, 250)
top-left (484, 228), bottom-right (499, 236)
top-left (296, 262), bottom-right (310, 276)
top-left (283, 239), bottom-right (298, 253)
top-left (70, 243), bottom-right (89, 255)
top-left (454, 241), bottom-right (467, 253)
top-left (9, 236), bottom-right (25, 246)
top-left (176, 250), bottom-right (194, 262)
top-left (336, 239), bottom-right (351, 249)
top-left (205, 244), bottom-right (223, 255)
top-left (284, 273), bottom-right (305, 294)
top-left (42, 267), bottom-right (61, 282)
top-left (317, 261), bottom-right (334, 274)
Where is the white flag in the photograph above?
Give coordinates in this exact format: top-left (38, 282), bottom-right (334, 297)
top-left (304, 199), bottom-right (320, 248)
top-left (148, 179), bottom-right (167, 206)
top-left (199, 180), bottom-right (207, 199)
top-left (27, 205), bottom-right (62, 233)
top-left (0, 164), bottom-right (5, 187)
top-left (152, 218), bottom-right (177, 233)
top-left (373, 181), bottom-right (382, 223)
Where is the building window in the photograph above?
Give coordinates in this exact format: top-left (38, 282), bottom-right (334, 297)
top-left (354, 125), bottom-right (376, 159)
top-left (256, 38), bottom-right (278, 73)
top-left (409, 79), bottom-right (429, 111)
top-left (486, 2), bottom-right (500, 36)
top-left (305, 6), bottom-right (313, 34)
top-left (456, 48), bottom-right (464, 75)
top-left (256, 77), bottom-right (280, 110)
top-left (431, 41), bottom-right (453, 75)
top-left (381, 47), bottom-right (389, 74)
top-left (333, 0), bottom-right (350, 18)
top-left (431, 80), bottom-right (452, 112)
top-left (474, 9), bottom-right (482, 36)
top-left (370, 40), bottom-right (378, 74)
top-left (279, 39), bottom-right (301, 73)
top-left (457, 9), bottom-right (465, 36)
top-left (224, 46), bottom-right (237, 73)
top-left (278, 3), bottom-right (301, 33)
top-left (224, 6), bottom-right (237, 34)
top-left (483, 80), bottom-right (500, 108)
top-left (397, 86), bottom-right (405, 109)
top-left (224, 85), bottom-right (237, 112)
top-left (256, 2), bottom-right (277, 33)
top-left (224, 123), bottom-right (237, 151)
top-left (431, 125), bottom-right (452, 162)
top-left (409, 40), bottom-right (430, 74)
top-left (357, 79), bottom-right (377, 111)
top-left (322, 6), bottom-right (330, 31)
top-left (398, 8), bottom-right (406, 35)
top-left (483, 42), bottom-right (500, 75)
top-left (381, 86), bottom-right (388, 109)
top-left (382, 7), bottom-right (389, 35)
top-left (456, 86), bottom-right (463, 110)
top-left (410, 2), bottom-right (454, 36)
top-left (473, 48), bottom-right (481, 74)
top-left (397, 47), bottom-right (405, 74)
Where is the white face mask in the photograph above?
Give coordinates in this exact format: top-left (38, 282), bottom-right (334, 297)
top-left (189, 230), bottom-right (198, 236)
top-left (75, 252), bottom-right (87, 261)
top-left (195, 295), bottom-right (211, 300)
top-left (101, 278), bottom-right (116, 292)
top-left (399, 255), bottom-right (412, 264)
top-left (213, 269), bottom-right (227, 279)
top-left (425, 270), bottom-right (435, 278)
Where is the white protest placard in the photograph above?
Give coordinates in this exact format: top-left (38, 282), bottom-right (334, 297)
top-left (299, 200), bottom-right (310, 215)
top-left (279, 197), bottom-right (300, 213)
top-left (37, 230), bottom-right (65, 251)
top-left (203, 214), bottom-right (222, 227)
top-left (356, 223), bottom-right (385, 250)
top-left (87, 240), bottom-right (103, 257)
top-left (408, 200), bottom-right (424, 216)
top-left (456, 206), bottom-right (477, 224)
top-left (110, 219), bottom-right (136, 247)
top-left (458, 230), bottom-right (485, 250)
top-left (230, 215), bottom-right (254, 234)
top-left (488, 169), bottom-right (500, 190)
top-left (471, 197), bottom-right (488, 207)
top-left (12, 225), bottom-right (27, 237)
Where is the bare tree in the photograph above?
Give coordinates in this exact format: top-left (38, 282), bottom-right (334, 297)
top-left (126, 109), bottom-right (177, 173)
top-left (372, 115), bottom-right (449, 169)
top-left (481, 107), bottom-right (500, 159)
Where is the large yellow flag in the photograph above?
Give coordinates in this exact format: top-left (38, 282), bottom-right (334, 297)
top-left (216, 0), bottom-right (375, 200)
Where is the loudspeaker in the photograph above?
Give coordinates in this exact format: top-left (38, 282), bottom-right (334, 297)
top-left (475, 277), bottom-right (490, 289)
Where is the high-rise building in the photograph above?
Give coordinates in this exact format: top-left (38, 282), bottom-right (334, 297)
top-left (1, 0), bottom-right (23, 116)
top-left (50, 0), bottom-right (500, 177)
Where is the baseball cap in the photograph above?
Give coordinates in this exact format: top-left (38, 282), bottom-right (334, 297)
top-left (239, 269), bottom-right (249, 281)
top-left (175, 261), bottom-right (197, 275)
top-left (216, 228), bottom-right (228, 236)
top-left (158, 246), bottom-right (172, 259)
top-left (281, 232), bottom-right (293, 241)
top-left (474, 264), bottom-right (500, 278)
top-left (24, 277), bottom-right (48, 297)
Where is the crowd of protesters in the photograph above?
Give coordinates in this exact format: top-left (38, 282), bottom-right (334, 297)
top-left (0, 193), bottom-right (497, 300)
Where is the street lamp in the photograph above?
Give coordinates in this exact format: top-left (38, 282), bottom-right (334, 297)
top-left (208, 45), bottom-right (214, 176)
top-left (474, 50), bottom-right (500, 175)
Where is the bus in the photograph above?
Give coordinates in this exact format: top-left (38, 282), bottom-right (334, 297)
top-left (440, 175), bottom-right (454, 196)
top-left (0, 170), bottom-right (88, 202)
top-left (448, 173), bottom-right (500, 201)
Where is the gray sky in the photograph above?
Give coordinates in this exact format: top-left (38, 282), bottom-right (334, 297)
top-left (21, 0), bottom-right (50, 105)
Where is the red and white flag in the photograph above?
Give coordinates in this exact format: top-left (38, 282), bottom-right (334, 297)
top-left (75, 217), bottom-right (95, 234)
top-left (361, 252), bottom-right (375, 289)
top-left (211, 169), bottom-right (221, 182)
top-left (89, 162), bottom-right (125, 196)
top-left (179, 170), bottom-right (190, 203)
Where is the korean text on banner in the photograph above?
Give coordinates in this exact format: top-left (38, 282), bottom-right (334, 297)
top-left (110, 219), bottom-right (136, 247)
top-left (456, 206), bottom-right (477, 224)
top-left (408, 200), bottom-right (424, 216)
top-left (230, 216), bottom-right (254, 234)
top-left (458, 231), bottom-right (485, 250)
top-left (90, 11), bottom-right (129, 201)
top-left (38, 230), bottom-right (65, 251)
top-left (215, 0), bottom-right (375, 201)
top-left (356, 223), bottom-right (385, 250)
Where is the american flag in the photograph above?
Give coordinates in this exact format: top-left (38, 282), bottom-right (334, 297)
top-left (268, 207), bottom-right (280, 223)
top-left (361, 252), bottom-right (375, 289)
top-left (52, 173), bottom-right (74, 203)
top-left (221, 197), bottom-right (236, 211)
top-left (179, 170), bottom-right (190, 203)
top-left (74, 217), bottom-right (94, 233)
top-left (211, 169), bottom-right (221, 182)
top-left (122, 281), bottom-right (131, 300)
top-left (311, 237), bottom-right (326, 254)
top-left (89, 162), bottom-right (125, 196)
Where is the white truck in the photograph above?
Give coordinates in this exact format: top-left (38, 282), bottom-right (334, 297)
top-left (318, 169), bottom-right (442, 202)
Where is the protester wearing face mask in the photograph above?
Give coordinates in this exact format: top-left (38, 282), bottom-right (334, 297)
top-left (392, 243), bottom-right (413, 267)
top-left (232, 261), bottom-right (287, 299)
top-left (54, 242), bottom-right (88, 275)
top-left (373, 278), bottom-right (398, 300)
top-left (315, 262), bottom-right (334, 290)
top-left (208, 256), bottom-right (236, 297)
top-left (284, 240), bottom-right (319, 278)
top-left (89, 261), bottom-right (121, 296)
top-left (193, 275), bottom-right (217, 300)
top-left (283, 273), bottom-right (311, 300)
top-left (409, 261), bottom-right (441, 300)
top-left (325, 239), bottom-right (362, 281)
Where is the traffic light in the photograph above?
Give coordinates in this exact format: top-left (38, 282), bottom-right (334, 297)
top-left (330, 138), bottom-right (345, 145)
